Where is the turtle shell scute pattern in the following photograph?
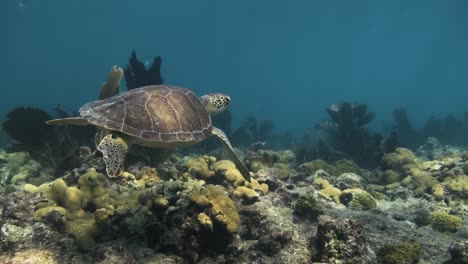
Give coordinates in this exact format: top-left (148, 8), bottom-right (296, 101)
top-left (80, 85), bottom-right (212, 142)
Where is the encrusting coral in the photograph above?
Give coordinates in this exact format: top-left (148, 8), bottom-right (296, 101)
top-left (313, 178), bottom-right (342, 203)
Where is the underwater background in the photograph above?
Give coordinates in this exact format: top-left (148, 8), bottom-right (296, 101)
top-left (2, 0), bottom-right (468, 263)
top-left (2, 0), bottom-right (468, 134)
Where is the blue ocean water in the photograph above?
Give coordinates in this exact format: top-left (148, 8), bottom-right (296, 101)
top-left (2, 0), bottom-right (468, 135)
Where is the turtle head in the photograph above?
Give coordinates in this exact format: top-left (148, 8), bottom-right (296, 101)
top-left (200, 93), bottom-right (231, 115)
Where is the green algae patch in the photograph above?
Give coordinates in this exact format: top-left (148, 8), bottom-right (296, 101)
top-left (429, 211), bottom-right (463, 232)
top-left (294, 193), bottom-right (323, 220)
top-left (298, 159), bottom-right (360, 176)
top-left (377, 242), bottom-right (422, 264)
top-left (340, 189), bottom-right (377, 211)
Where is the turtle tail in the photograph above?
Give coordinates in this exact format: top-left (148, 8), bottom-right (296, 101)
top-left (46, 117), bottom-right (90, 126)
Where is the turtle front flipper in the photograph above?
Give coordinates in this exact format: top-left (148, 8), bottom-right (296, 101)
top-left (211, 126), bottom-right (251, 182)
top-left (97, 134), bottom-right (130, 177)
top-left (46, 117), bottom-right (90, 125)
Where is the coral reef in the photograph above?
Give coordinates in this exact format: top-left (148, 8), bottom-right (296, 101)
top-left (313, 215), bottom-right (367, 263)
top-left (0, 140), bottom-right (466, 263)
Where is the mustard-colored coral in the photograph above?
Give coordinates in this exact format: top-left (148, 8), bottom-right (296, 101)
top-left (234, 178), bottom-right (269, 202)
top-left (313, 178), bottom-right (342, 203)
top-left (198, 185), bottom-right (240, 233)
top-left (211, 160), bottom-right (245, 186)
top-left (186, 156), bottom-right (216, 179)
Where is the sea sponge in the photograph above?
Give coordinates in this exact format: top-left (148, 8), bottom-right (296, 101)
top-left (410, 170), bottom-right (439, 196)
top-left (298, 160), bottom-right (331, 175)
top-left (330, 159), bottom-right (360, 176)
top-left (234, 186), bottom-right (259, 201)
top-left (429, 211), bottom-right (463, 232)
top-left (313, 178), bottom-right (342, 203)
top-left (29, 178), bottom-right (87, 220)
top-left (200, 185), bottom-right (240, 233)
top-left (380, 148), bottom-right (418, 172)
top-left (248, 155), bottom-right (270, 172)
top-left (197, 212), bottom-right (213, 231)
top-left (380, 170), bottom-right (402, 185)
top-left (65, 215), bottom-right (99, 250)
top-left (34, 206), bottom-right (67, 220)
top-left (340, 189), bottom-right (377, 211)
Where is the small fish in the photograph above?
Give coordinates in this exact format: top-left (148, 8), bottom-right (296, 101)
top-left (17, 1), bottom-right (24, 8)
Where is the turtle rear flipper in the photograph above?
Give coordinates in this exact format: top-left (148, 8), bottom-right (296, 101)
top-left (211, 126), bottom-right (251, 182)
top-left (97, 134), bottom-right (129, 177)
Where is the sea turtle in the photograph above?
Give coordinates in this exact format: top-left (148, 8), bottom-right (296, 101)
top-left (47, 80), bottom-right (251, 182)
